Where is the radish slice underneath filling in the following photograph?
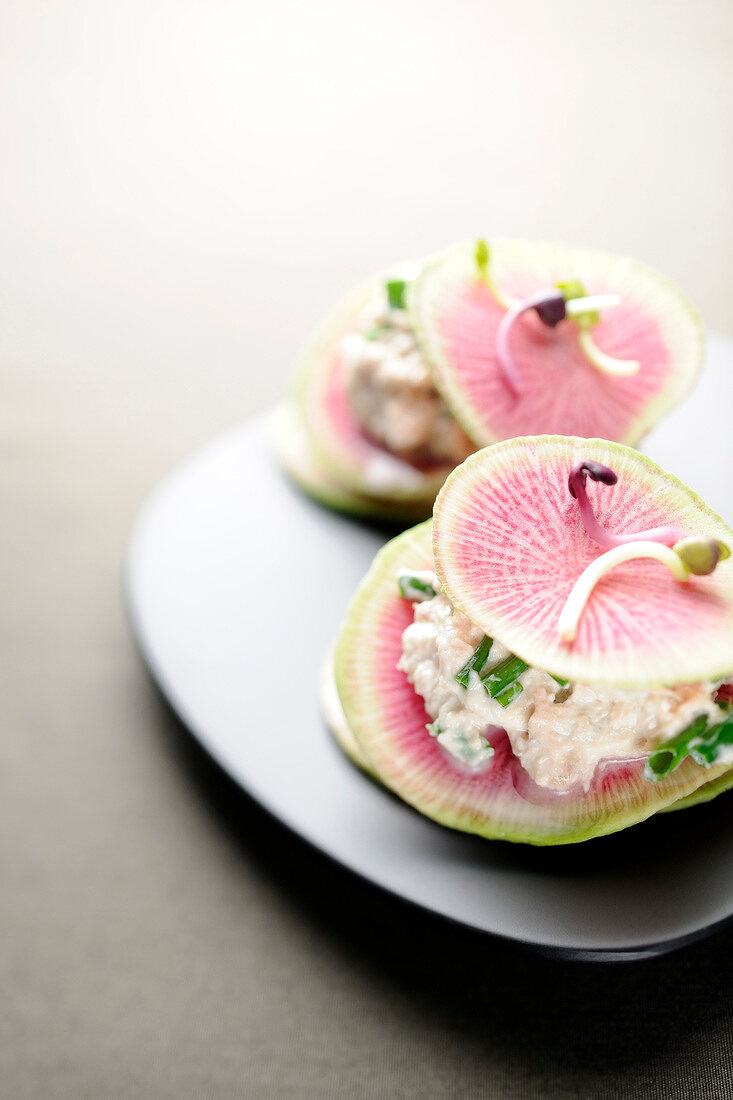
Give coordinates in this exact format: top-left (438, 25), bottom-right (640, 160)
top-left (397, 570), bottom-right (722, 792)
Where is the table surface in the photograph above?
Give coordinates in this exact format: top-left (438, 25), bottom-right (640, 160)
top-left (3, 2), bottom-right (733, 1096)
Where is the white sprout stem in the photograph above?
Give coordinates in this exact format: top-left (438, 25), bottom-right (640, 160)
top-left (558, 541), bottom-right (689, 643)
top-left (578, 329), bottom-right (640, 377)
top-left (565, 294), bottom-right (621, 316)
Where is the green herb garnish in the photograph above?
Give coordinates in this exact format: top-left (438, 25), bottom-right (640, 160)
top-left (475, 239), bottom-right (490, 279)
top-left (644, 715), bottom-right (708, 781)
top-left (365, 326), bottom-right (390, 341)
top-left (397, 573), bottom-right (437, 601)
top-left (690, 712), bottom-right (733, 767)
top-left (643, 711), bottom-right (733, 781)
top-left (386, 279), bottom-right (407, 310)
top-left (481, 654), bottom-right (529, 701)
top-left (495, 680), bottom-right (524, 708)
top-left (455, 635), bottom-right (493, 688)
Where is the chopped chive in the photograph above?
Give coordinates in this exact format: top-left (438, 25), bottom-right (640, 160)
top-left (446, 731), bottom-right (495, 768)
top-left (481, 654), bottom-right (529, 699)
top-left (475, 238), bottom-right (490, 278)
top-left (365, 326), bottom-right (389, 341)
top-left (386, 279), bottom-right (407, 310)
top-left (645, 711), bottom-right (733, 780)
top-left (495, 680), bottom-right (524, 708)
top-left (551, 675), bottom-right (569, 687)
top-left (644, 714), bottom-right (709, 781)
top-left (690, 712), bottom-right (733, 767)
top-left (644, 747), bottom-right (679, 781)
top-left (428, 721), bottom-right (495, 768)
top-left (556, 279), bottom-right (586, 301)
top-left (397, 573), bottom-right (437, 601)
top-left (455, 635), bottom-right (493, 688)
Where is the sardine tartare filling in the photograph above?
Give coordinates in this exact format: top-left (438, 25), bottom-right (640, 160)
top-left (398, 571), bottom-right (721, 791)
top-left (341, 297), bottom-right (473, 467)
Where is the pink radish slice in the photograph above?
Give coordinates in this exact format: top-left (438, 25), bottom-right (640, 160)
top-left (411, 241), bottom-right (703, 447)
top-left (433, 437), bottom-right (733, 688)
top-left (294, 277), bottom-right (452, 503)
top-left (333, 522), bottom-right (732, 844)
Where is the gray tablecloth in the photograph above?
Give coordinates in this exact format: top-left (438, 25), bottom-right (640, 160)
top-left (2, 355), bottom-right (733, 1100)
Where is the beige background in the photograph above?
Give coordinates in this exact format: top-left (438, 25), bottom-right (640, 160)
top-left (3, 1), bottom-right (733, 1096)
top-left (2, 0), bottom-right (732, 429)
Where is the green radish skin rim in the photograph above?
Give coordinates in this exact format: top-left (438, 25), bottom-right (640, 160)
top-left (410, 240), bottom-right (704, 449)
top-left (320, 654), bottom-right (379, 780)
top-left (333, 521), bottom-right (733, 845)
top-left (663, 767), bottom-right (733, 813)
top-left (433, 437), bottom-right (733, 688)
top-left (292, 270), bottom-right (453, 505)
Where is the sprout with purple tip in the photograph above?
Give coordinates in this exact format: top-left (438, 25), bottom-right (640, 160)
top-left (496, 290), bottom-right (568, 397)
top-left (568, 460), bottom-right (683, 549)
top-left (557, 461), bottom-right (731, 643)
top-left (491, 268), bottom-right (640, 396)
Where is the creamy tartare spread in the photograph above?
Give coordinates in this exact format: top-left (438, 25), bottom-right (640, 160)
top-left (397, 570), bottom-right (721, 791)
top-left (341, 295), bottom-right (473, 467)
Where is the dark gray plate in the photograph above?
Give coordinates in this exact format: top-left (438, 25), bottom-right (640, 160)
top-left (126, 334), bottom-right (733, 960)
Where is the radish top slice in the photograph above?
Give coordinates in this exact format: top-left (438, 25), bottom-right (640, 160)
top-left (433, 437), bottom-right (733, 687)
top-left (411, 240), bottom-right (703, 447)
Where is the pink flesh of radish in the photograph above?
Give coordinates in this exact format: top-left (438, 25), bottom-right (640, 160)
top-left (433, 438), bottom-right (733, 685)
top-left (437, 280), bottom-right (671, 441)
